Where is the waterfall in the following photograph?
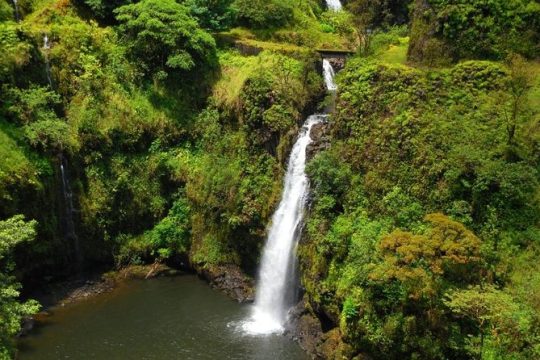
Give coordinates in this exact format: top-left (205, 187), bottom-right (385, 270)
top-left (325, 0), bottom-right (342, 11)
top-left (42, 35), bottom-right (53, 88)
top-left (242, 56), bottom-right (338, 336)
top-left (243, 116), bottom-right (323, 335)
top-left (43, 34), bottom-right (50, 50)
top-left (12, 0), bottom-right (20, 22)
top-left (60, 156), bottom-right (82, 268)
top-left (323, 59), bottom-right (337, 91)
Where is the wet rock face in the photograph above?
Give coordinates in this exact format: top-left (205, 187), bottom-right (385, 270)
top-left (287, 298), bottom-right (365, 360)
top-left (200, 264), bottom-right (255, 303)
top-left (327, 57), bottom-right (346, 72)
top-left (286, 300), bottom-right (325, 359)
top-left (307, 121), bottom-right (331, 161)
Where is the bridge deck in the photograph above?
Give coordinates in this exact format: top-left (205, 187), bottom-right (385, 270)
top-left (316, 49), bottom-right (356, 56)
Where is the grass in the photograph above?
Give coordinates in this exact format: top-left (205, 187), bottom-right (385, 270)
top-left (212, 51), bottom-right (261, 109)
top-left (213, 50), bottom-right (305, 109)
top-left (375, 36), bottom-right (409, 65)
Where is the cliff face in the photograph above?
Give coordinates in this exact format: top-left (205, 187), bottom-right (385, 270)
top-left (307, 121), bottom-right (331, 161)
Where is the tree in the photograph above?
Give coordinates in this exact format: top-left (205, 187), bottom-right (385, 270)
top-left (445, 285), bottom-right (534, 358)
top-left (232, 0), bottom-right (293, 29)
top-left (346, 0), bottom-right (411, 54)
top-left (184, 0), bottom-right (235, 31)
top-left (146, 196), bottom-right (191, 261)
top-left (503, 54), bottom-right (534, 147)
top-left (82, 0), bottom-right (133, 22)
top-left (0, 215), bottom-right (40, 359)
top-left (5, 86), bottom-right (61, 125)
top-left (0, 24), bottom-right (32, 82)
top-left (373, 213), bottom-right (482, 300)
top-left (115, 0), bottom-right (217, 81)
top-left (336, 214), bottom-right (485, 358)
top-left (24, 119), bottom-right (78, 154)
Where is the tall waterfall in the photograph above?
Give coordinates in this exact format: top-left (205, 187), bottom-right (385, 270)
top-left (243, 116), bottom-right (323, 335)
top-left (243, 57), bottom-right (337, 336)
top-left (325, 0), bottom-right (342, 11)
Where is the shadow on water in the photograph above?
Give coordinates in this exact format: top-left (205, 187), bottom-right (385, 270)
top-left (18, 275), bottom-right (307, 360)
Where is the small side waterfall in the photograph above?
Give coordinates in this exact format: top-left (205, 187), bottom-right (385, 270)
top-left (242, 56), bottom-right (338, 336)
top-left (12, 0), bottom-right (20, 22)
top-left (325, 0), bottom-right (342, 11)
top-left (42, 35), bottom-right (53, 88)
top-left (59, 156), bottom-right (82, 269)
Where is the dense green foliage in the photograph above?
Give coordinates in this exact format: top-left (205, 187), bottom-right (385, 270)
top-left (233, 0), bottom-right (293, 29)
top-left (0, 0), bottom-right (538, 358)
top-left (409, 0), bottom-right (540, 64)
top-left (300, 55), bottom-right (540, 358)
top-left (185, 0), bottom-right (235, 31)
top-left (115, 0), bottom-right (217, 81)
top-left (346, 0), bottom-right (411, 29)
top-left (0, 216), bottom-right (40, 359)
top-left (82, 0), bottom-right (132, 22)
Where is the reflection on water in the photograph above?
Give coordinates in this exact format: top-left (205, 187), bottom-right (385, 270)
top-left (18, 275), bottom-right (307, 360)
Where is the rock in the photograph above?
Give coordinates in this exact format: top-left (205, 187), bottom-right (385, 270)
top-left (200, 264), bottom-right (255, 303)
top-left (18, 316), bottom-right (35, 337)
top-left (286, 300), bottom-right (326, 359)
top-left (307, 121), bottom-right (331, 161)
top-left (327, 58), bottom-right (346, 72)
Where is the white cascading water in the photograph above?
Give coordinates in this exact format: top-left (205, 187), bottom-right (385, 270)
top-left (43, 34), bottom-right (50, 49)
top-left (243, 116), bottom-right (323, 335)
top-left (242, 59), bottom-right (338, 336)
top-left (325, 0), bottom-right (342, 11)
top-left (323, 59), bottom-right (338, 91)
top-left (43, 35), bottom-right (53, 88)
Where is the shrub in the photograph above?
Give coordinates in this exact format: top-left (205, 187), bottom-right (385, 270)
top-left (115, 0), bottom-right (217, 80)
top-left (233, 0), bottom-right (293, 29)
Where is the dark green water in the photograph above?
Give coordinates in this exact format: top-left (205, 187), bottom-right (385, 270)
top-left (18, 275), bottom-right (307, 360)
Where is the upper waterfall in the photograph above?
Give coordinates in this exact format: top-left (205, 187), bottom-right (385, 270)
top-left (323, 59), bottom-right (337, 91)
top-left (325, 0), bottom-right (342, 11)
top-left (12, 0), bottom-right (20, 22)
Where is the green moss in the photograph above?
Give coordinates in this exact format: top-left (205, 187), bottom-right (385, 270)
top-left (0, 121), bottom-right (40, 202)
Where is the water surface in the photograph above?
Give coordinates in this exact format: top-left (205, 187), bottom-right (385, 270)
top-left (18, 275), bottom-right (307, 360)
